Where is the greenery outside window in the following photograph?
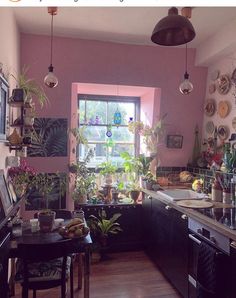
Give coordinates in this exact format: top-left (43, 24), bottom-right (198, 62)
top-left (78, 94), bottom-right (140, 168)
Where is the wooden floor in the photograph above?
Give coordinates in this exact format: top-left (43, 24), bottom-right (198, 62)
top-left (13, 251), bottom-right (181, 298)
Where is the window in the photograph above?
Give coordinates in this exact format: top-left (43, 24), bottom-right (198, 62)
top-left (78, 94), bottom-right (140, 168)
top-left (0, 74), bottom-right (9, 141)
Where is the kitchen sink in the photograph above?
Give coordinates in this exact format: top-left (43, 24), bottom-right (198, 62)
top-left (156, 189), bottom-right (208, 201)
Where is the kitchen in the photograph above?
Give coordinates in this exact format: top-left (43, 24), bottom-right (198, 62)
top-left (1, 5), bottom-right (236, 298)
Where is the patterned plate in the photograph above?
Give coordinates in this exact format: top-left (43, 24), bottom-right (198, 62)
top-left (218, 100), bottom-right (230, 118)
top-left (210, 69), bottom-right (220, 81)
top-left (204, 99), bottom-right (216, 117)
top-left (216, 74), bottom-right (231, 95)
top-left (218, 125), bottom-right (230, 140)
top-left (205, 121), bottom-right (215, 135)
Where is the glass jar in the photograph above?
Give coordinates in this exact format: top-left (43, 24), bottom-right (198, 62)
top-left (211, 180), bottom-right (222, 202)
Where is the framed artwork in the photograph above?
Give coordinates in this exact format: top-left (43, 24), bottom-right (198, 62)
top-left (0, 74), bottom-right (9, 141)
top-left (27, 118), bottom-right (68, 157)
top-left (7, 181), bottom-right (17, 203)
top-left (167, 135), bottom-right (183, 149)
top-left (0, 170), bottom-right (13, 214)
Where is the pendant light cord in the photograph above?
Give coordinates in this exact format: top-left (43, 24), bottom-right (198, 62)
top-left (50, 12), bottom-right (54, 66)
top-left (185, 43), bottom-right (188, 74)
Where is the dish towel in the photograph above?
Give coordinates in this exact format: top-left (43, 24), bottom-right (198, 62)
top-left (196, 241), bottom-right (228, 298)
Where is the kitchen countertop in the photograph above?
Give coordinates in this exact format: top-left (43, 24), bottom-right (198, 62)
top-left (142, 189), bottom-right (236, 242)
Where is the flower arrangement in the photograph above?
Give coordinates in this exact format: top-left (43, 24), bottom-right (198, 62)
top-left (8, 160), bottom-right (36, 197)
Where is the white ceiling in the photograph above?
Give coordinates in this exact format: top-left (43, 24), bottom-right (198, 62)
top-left (12, 7), bottom-right (236, 49)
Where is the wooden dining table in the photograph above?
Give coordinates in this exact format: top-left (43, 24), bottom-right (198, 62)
top-left (8, 220), bottom-right (92, 298)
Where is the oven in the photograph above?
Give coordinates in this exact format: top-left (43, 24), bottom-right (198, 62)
top-left (188, 218), bottom-right (230, 298)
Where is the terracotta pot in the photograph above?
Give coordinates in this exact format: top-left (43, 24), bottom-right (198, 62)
top-left (130, 190), bottom-right (140, 203)
top-left (38, 211), bottom-right (56, 233)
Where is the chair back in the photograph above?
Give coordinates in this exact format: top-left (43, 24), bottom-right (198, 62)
top-left (18, 239), bottom-right (72, 287)
top-left (18, 239), bottom-right (72, 262)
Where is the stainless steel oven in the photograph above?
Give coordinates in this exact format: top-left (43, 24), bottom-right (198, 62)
top-left (188, 218), bottom-right (230, 298)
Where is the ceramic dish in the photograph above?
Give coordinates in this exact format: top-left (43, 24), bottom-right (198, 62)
top-left (176, 199), bottom-right (213, 209)
top-left (210, 69), bottom-right (219, 81)
top-left (216, 74), bottom-right (231, 95)
top-left (231, 68), bottom-right (236, 85)
top-left (218, 100), bottom-right (230, 118)
top-left (217, 125), bottom-right (230, 140)
top-left (208, 83), bottom-right (216, 94)
top-left (204, 99), bottom-right (216, 117)
top-left (232, 117), bottom-right (236, 131)
top-left (205, 121), bottom-right (215, 135)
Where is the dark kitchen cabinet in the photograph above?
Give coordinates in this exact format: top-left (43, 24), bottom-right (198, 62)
top-left (144, 195), bottom-right (188, 298)
top-left (0, 232), bottom-right (10, 298)
top-left (81, 204), bottom-right (143, 252)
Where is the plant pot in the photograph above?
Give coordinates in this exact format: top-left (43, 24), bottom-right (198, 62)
top-left (146, 181), bottom-right (154, 190)
top-left (74, 195), bottom-right (87, 208)
top-left (130, 190), bottom-right (140, 203)
top-left (24, 116), bottom-right (34, 126)
top-left (38, 210), bottom-right (56, 233)
top-left (104, 174), bottom-right (113, 186)
top-left (10, 88), bottom-right (24, 103)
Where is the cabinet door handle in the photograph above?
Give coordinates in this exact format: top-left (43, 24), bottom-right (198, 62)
top-left (231, 241), bottom-right (236, 249)
top-left (165, 205), bottom-right (171, 210)
top-left (181, 214), bottom-right (188, 220)
top-left (147, 196), bottom-right (152, 200)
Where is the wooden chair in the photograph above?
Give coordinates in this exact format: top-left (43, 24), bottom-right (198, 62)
top-left (15, 239), bottom-right (73, 298)
top-left (34, 209), bottom-right (83, 290)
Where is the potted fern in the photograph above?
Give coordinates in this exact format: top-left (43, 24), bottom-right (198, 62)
top-left (87, 210), bottom-right (122, 260)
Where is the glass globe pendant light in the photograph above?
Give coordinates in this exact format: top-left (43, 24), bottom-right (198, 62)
top-left (44, 7), bottom-right (58, 88)
top-left (179, 43), bottom-right (193, 95)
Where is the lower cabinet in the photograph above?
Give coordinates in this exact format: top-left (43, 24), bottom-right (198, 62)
top-left (81, 204), bottom-right (143, 252)
top-left (0, 232), bottom-right (11, 298)
top-left (143, 195), bottom-right (188, 298)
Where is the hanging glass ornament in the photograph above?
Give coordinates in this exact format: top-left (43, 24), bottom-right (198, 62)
top-left (128, 117), bottom-right (133, 123)
top-left (106, 124), bottom-right (112, 137)
top-left (114, 109), bottom-right (122, 126)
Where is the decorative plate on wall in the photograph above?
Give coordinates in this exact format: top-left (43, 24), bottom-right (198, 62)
top-left (231, 68), bottom-right (236, 85)
top-left (217, 125), bottom-right (230, 140)
top-left (218, 100), bottom-right (230, 118)
top-left (205, 121), bottom-right (215, 135)
top-left (204, 99), bottom-right (216, 117)
top-left (216, 74), bottom-right (231, 95)
top-left (208, 83), bottom-right (216, 94)
top-left (232, 117), bottom-right (236, 131)
top-left (210, 69), bottom-right (220, 81)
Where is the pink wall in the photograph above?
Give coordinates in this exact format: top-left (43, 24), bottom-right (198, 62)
top-left (21, 34), bottom-right (207, 171)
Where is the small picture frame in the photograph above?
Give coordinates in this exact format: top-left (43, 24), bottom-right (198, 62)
top-left (167, 135), bottom-right (183, 149)
top-left (7, 181), bottom-right (17, 203)
top-left (0, 170), bottom-right (13, 215)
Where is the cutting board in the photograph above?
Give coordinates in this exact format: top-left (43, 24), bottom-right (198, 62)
top-left (176, 200), bottom-right (214, 208)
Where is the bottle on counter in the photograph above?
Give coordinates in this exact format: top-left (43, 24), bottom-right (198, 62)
top-left (223, 188), bottom-right (231, 204)
top-left (211, 178), bottom-right (223, 202)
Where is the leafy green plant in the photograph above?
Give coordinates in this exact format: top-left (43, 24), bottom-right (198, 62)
top-left (87, 210), bottom-right (122, 248)
top-left (71, 149), bottom-right (97, 201)
top-left (11, 66), bottom-right (49, 108)
top-left (98, 161), bottom-right (117, 176)
top-left (120, 151), bottom-right (142, 182)
top-left (137, 154), bottom-right (153, 177)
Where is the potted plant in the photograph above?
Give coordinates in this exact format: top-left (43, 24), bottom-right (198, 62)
top-left (10, 66), bottom-right (49, 108)
top-left (71, 149), bottom-right (97, 207)
top-left (98, 161), bottom-right (117, 186)
top-left (87, 209), bottom-right (122, 260)
top-left (37, 209), bottom-right (56, 233)
top-left (8, 160), bottom-right (36, 199)
top-left (127, 180), bottom-right (142, 203)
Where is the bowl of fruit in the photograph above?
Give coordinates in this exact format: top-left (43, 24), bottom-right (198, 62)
top-left (58, 218), bottom-right (90, 239)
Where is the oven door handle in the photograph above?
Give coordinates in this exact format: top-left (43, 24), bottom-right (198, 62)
top-left (189, 234), bottom-right (201, 245)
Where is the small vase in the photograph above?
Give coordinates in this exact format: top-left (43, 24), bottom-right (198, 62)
top-left (130, 190), bottom-right (140, 203)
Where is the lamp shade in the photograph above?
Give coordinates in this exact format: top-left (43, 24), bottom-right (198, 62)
top-left (151, 7), bottom-right (196, 46)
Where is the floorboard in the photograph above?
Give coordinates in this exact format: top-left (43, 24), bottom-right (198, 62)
top-left (13, 251), bottom-right (181, 298)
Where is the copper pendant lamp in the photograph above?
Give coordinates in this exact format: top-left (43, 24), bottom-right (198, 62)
top-left (151, 7), bottom-right (195, 46)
